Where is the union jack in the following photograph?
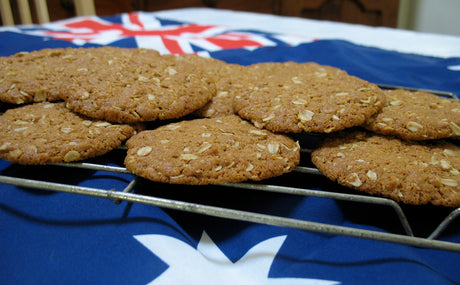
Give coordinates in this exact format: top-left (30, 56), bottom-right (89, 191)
top-left (1, 12), bottom-right (313, 55)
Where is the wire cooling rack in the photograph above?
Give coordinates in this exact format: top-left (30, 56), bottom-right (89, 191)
top-left (0, 85), bottom-right (460, 253)
top-left (1, 159), bottom-right (460, 252)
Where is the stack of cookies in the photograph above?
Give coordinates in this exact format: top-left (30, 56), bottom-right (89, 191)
top-left (0, 47), bottom-right (300, 185)
top-left (311, 89), bottom-right (460, 207)
top-left (1, 47), bottom-right (459, 207)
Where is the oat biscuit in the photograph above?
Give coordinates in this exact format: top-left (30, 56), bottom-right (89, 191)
top-left (169, 54), bottom-right (245, 118)
top-left (0, 48), bottom-right (73, 104)
top-left (233, 61), bottom-right (385, 133)
top-left (364, 89), bottom-right (460, 140)
top-left (125, 115), bottom-right (300, 185)
top-left (196, 62), bottom-right (246, 118)
top-left (59, 47), bottom-right (216, 123)
top-left (0, 102), bottom-right (135, 165)
top-left (311, 130), bottom-right (460, 207)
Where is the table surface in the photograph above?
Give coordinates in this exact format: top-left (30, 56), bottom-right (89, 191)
top-left (1, 8), bottom-right (460, 285)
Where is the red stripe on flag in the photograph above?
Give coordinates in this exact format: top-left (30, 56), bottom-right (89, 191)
top-left (205, 37), bottom-right (264, 49)
top-left (129, 13), bottom-right (144, 29)
top-left (162, 37), bottom-right (184, 54)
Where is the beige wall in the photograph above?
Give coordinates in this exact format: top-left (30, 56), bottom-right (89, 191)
top-left (398, 0), bottom-right (460, 36)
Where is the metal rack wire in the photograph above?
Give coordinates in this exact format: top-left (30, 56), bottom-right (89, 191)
top-left (1, 157), bottom-right (459, 253)
top-left (0, 85), bottom-right (459, 253)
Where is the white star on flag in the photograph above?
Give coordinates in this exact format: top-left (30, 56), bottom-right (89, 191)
top-left (134, 231), bottom-right (339, 285)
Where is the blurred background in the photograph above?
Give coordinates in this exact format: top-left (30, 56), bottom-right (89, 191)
top-left (2, 0), bottom-right (460, 36)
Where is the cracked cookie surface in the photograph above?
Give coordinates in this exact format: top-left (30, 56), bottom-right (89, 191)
top-left (125, 115), bottom-right (300, 185)
top-left (364, 89), bottom-right (460, 140)
top-left (0, 102), bottom-right (135, 164)
top-left (233, 61), bottom-right (385, 133)
top-left (0, 48), bottom-right (73, 104)
top-left (311, 130), bottom-right (460, 207)
top-left (169, 54), bottom-right (245, 118)
top-left (59, 47), bottom-right (216, 123)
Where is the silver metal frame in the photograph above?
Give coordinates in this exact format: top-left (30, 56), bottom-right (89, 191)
top-left (1, 160), bottom-right (459, 253)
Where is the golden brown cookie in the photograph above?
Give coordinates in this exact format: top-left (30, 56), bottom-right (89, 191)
top-left (311, 130), bottom-right (460, 207)
top-left (364, 89), bottom-right (460, 140)
top-left (169, 54), bottom-right (245, 118)
top-left (233, 61), bottom-right (385, 133)
top-left (0, 102), bottom-right (135, 165)
top-left (0, 48), bottom-right (73, 104)
top-left (59, 47), bottom-right (216, 123)
top-left (197, 63), bottom-right (246, 118)
top-left (125, 115), bottom-right (300, 185)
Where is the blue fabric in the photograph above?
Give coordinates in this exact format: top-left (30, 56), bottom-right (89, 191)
top-left (1, 13), bottom-right (459, 285)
